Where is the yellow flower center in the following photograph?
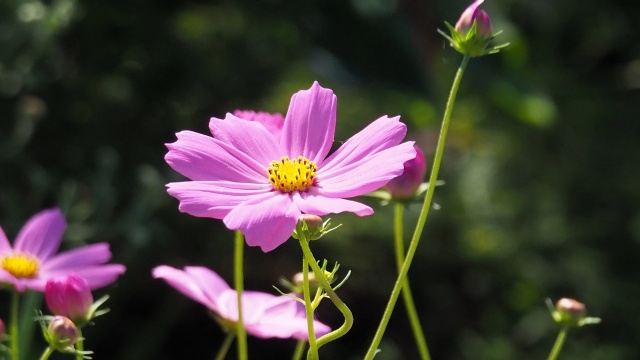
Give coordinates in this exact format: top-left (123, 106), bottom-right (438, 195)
top-left (1, 253), bottom-right (40, 278)
top-left (268, 156), bottom-right (317, 192)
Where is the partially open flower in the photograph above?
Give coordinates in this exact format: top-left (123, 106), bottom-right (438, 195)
top-left (455, 0), bottom-right (493, 40)
top-left (385, 145), bottom-right (427, 200)
top-left (45, 274), bottom-right (93, 325)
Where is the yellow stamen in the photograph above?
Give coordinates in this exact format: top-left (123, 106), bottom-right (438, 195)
top-left (1, 253), bottom-right (40, 278)
top-left (268, 156), bottom-right (317, 192)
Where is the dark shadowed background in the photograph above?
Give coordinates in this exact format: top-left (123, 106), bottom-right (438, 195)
top-left (1, 0), bottom-right (640, 359)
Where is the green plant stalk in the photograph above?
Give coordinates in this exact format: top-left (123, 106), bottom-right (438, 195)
top-left (393, 203), bottom-right (431, 360)
top-left (234, 230), bottom-right (248, 360)
top-left (547, 326), bottom-right (569, 360)
top-left (292, 340), bottom-right (306, 360)
top-left (298, 238), bottom-right (353, 350)
top-left (302, 248), bottom-right (319, 360)
top-left (364, 54), bottom-right (470, 359)
top-left (38, 346), bottom-right (54, 360)
top-left (75, 329), bottom-right (83, 360)
top-left (214, 333), bottom-right (235, 360)
top-left (10, 290), bottom-right (19, 360)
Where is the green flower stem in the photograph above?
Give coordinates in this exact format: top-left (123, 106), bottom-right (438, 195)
top-left (292, 339), bottom-right (306, 360)
top-left (298, 237), bottom-right (353, 351)
top-left (547, 326), bottom-right (569, 360)
top-left (234, 230), bottom-right (248, 360)
top-left (214, 333), bottom-right (235, 360)
top-left (364, 54), bottom-right (470, 360)
top-left (76, 329), bottom-right (83, 360)
top-left (38, 346), bottom-right (54, 360)
top-left (393, 203), bottom-right (431, 360)
top-left (10, 290), bottom-right (19, 360)
top-left (302, 250), bottom-right (319, 360)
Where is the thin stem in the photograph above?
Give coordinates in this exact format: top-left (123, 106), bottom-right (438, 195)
top-left (214, 333), bottom-right (235, 360)
top-left (547, 326), bottom-right (569, 360)
top-left (234, 230), bottom-right (248, 360)
top-left (76, 329), bottom-right (84, 360)
top-left (393, 203), bottom-right (431, 360)
top-left (38, 347), bottom-right (54, 360)
top-left (10, 290), bottom-right (19, 360)
top-left (291, 340), bottom-right (306, 360)
top-left (298, 238), bottom-right (353, 350)
top-left (302, 250), bottom-right (319, 360)
top-left (364, 55), bottom-right (470, 360)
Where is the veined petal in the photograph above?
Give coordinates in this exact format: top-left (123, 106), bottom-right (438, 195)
top-left (14, 208), bottom-right (66, 261)
top-left (293, 190), bottom-right (373, 216)
top-left (167, 181), bottom-right (271, 219)
top-left (316, 141), bottom-right (416, 197)
top-left (35, 264), bottom-right (125, 291)
top-left (281, 82), bottom-right (336, 163)
top-left (319, 116), bottom-right (407, 175)
top-left (209, 114), bottom-right (282, 167)
top-left (183, 266), bottom-right (231, 307)
top-left (41, 243), bottom-right (112, 271)
top-left (153, 265), bottom-right (216, 310)
top-left (166, 131), bottom-right (266, 183)
top-left (223, 192), bottom-right (300, 252)
top-left (0, 227), bottom-right (11, 253)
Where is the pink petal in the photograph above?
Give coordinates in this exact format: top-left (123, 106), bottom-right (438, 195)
top-left (0, 270), bottom-right (21, 291)
top-left (293, 190), bottom-right (373, 216)
top-left (41, 243), bottom-right (112, 271)
top-left (281, 82), bottom-right (336, 163)
top-left (209, 114), bottom-right (281, 167)
top-left (316, 141), bottom-right (416, 197)
top-left (246, 295), bottom-right (330, 339)
top-left (14, 208), bottom-right (66, 261)
top-left (319, 116), bottom-right (407, 176)
top-left (39, 264), bottom-right (126, 291)
top-left (183, 266), bottom-right (231, 308)
top-left (223, 192), bottom-right (300, 252)
top-left (165, 131), bottom-right (266, 183)
top-left (167, 181), bottom-right (271, 219)
top-left (0, 227), bottom-right (12, 253)
top-left (153, 265), bottom-right (216, 310)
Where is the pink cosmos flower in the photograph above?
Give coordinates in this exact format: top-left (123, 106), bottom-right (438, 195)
top-left (152, 265), bottom-right (331, 339)
top-left (166, 81), bottom-right (416, 251)
top-left (45, 274), bottom-right (93, 323)
top-left (385, 145), bottom-right (427, 200)
top-left (455, 0), bottom-right (493, 39)
top-left (0, 208), bottom-right (126, 292)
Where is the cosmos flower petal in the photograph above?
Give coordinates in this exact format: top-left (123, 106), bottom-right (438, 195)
top-left (319, 116), bottom-right (407, 176)
top-left (184, 266), bottom-right (231, 307)
top-left (223, 193), bottom-right (301, 252)
top-left (30, 264), bottom-right (125, 291)
top-left (41, 243), bottom-right (113, 271)
top-left (165, 131), bottom-right (266, 182)
top-left (153, 265), bottom-right (216, 310)
top-left (167, 181), bottom-right (271, 219)
top-left (246, 295), bottom-right (330, 339)
top-left (0, 227), bottom-right (11, 253)
top-left (14, 208), bottom-right (66, 261)
top-left (293, 191), bottom-right (373, 216)
top-left (209, 114), bottom-right (282, 167)
top-left (317, 141), bottom-right (416, 197)
top-left (0, 270), bottom-right (22, 291)
top-left (281, 82), bottom-right (336, 163)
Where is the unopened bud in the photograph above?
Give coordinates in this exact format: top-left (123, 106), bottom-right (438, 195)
top-left (292, 272), bottom-right (319, 294)
top-left (548, 297), bottom-right (601, 328)
top-left (455, 0), bottom-right (493, 40)
top-left (46, 274), bottom-right (93, 325)
top-left (0, 318), bottom-right (5, 342)
top-left (386, 145), bottom-right (427, 200)
top-left (47, 316), bottom-right (79, 351)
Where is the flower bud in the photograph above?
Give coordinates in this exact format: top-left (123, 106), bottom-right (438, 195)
top-left (47, 316), bottom-right (79, 351)
top-left (548, 297), bottom-right (601, 328)
top-left (385, 145), bottom-right (427, 200)
top-left (292, 271), bottom-right (320, 294)
top-left (45, 274), bottom-right (93, 324)
top-left (293, 214), bottom-right (326, 241)
top-left (0, 318), bottom-right (5, 342)
top-left (455, 0), bottom-right (493, 40)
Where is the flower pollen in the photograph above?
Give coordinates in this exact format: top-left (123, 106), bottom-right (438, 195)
top-left (1, 253), bottom-right (40, 278)
top-left (268, 156), bottom-right (317, 193)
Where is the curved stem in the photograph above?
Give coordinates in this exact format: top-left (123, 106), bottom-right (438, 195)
top-left (291, 340), bottom-right (306, 360)
top-left (234, 230), bottom-right (248, 360)
top-left (10, 290), bottom-right (19, 360)
top-left (364, 55), bottom-right (470, 360)
top-left (302, 250), bottom-right (319, 360)
top-left (547, 326), bottom-right (569, 360)
top-left (214, 333), bottom-right (235, 360)
top-left (38, 346), bottom-right (54, 360)
top-left (298, 238), bottom-right (353, 350)
top-left (393, 203), bottom-right (431, 360)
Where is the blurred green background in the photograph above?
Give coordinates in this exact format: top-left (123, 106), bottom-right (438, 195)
top-left (1, 0), bottom-right (639, 359)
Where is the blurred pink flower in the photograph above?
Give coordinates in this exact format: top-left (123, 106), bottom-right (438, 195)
top-left (166, 81), bottom-right (416, 251)
top-left (455, 0), bottom-right (493, 39)
top-left (0, 208), bottom-right (125, 292)
top-left (233, 110), bottom-right (285, 141)
top-left (45, 274), bottom-right (93, 323)
top-left (385, 145), bottom-right (427, 200)
top-left (152, 265), bottom-right (331, 340)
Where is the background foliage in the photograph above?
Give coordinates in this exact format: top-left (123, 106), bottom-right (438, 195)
top-left (1, 0), bottom-right (639, 359)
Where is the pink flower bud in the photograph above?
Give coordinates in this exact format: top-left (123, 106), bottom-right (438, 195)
top-left (0, 318), bottom-right (5, 342)
top-left (47, 316), bottom-right (79, 349)
top-left (385, 145), bottom-right (427, 200)
top-left (45, 274), bottom-right (93, 324)
top-left (455, 0), bottom-right (493, 39)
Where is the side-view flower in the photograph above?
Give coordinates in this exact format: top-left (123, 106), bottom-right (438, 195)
top-left (166, 81), bottom-right (416, 251)
top-left (152, 265), bottom-right (331, 339)
top-left (0, 208), bottom-right (126, 292)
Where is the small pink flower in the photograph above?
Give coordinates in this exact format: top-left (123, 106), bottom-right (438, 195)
top-left (152, 265), bottom-right (331, 340)
top-left (455, 0), bottom-right (493, 39)
top-left (45, 274), bottom-right (93, 323)
top-left (166, 82), bottom-right (416, 251)
top-left (0, 208), bottom-right (126, 292)
top-left (385, 145), bottom-right (427, 200)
